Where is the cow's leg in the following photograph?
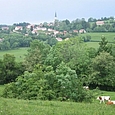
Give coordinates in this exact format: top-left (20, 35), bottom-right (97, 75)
top-left (100, 100), bottom-right (102, 103)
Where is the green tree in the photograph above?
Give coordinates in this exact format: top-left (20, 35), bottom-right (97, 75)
top-left (90, 52), bottom-right (115, 90)
top-left (55, 62), bottom-right (78, 101)
top-left (97, 36), bottom-right (112, 54)
top-left (0, 54), bottom-right (25, 84)
top-left (24, 40), bottom-right (51, 71)
top-left (45, 37), bottom-right (91, 79)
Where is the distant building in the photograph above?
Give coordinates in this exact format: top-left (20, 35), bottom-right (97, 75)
top-left (15, 26), bottom-right (23, 31)
top-left (79, 29), bottom-right (86, 33)
top-left (1, 27), bottom-right (9, 30)
top-left (54, 12), bottom-right (58, 26)
top-left (73, 30), bottom-right (78, 33)
top-left (56, 38), bottom-right (62, 41)
top-left (0, 38), bottom-right (3, 42)
top-left (54, 12), bottom-right (57, 22)
top-left (96, 21), bottom-right (104, 26)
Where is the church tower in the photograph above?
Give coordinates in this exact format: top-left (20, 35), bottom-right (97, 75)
top-left (54, 12), bottom-right (58, 26)
top-left (54, 12), bottom-right (57, 21)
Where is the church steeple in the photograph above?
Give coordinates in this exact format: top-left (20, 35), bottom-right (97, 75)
top-left (54, 12), bottom-right (58, 27)
top-left (55, 12), bottom-right (57, 18)
top-left (54, 12), bottom-right (57, 20)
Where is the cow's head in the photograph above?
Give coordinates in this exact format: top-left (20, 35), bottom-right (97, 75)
top-left (97, 96), bottom-right (102, 100)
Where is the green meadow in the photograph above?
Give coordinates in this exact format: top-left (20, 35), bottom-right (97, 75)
top-left (79, 32), bottom-right (115, 49)
top-left (79, 32), bottom-right (115, 42)
top-left (0, 86), bottom-right (115, 115)
top-left (85, 42), bottom-right (99, 49)
top-left (0, 47), bottom-right (29, 62)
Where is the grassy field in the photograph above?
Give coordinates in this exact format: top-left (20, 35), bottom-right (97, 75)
top-left (79, 32), bottom-right (115, 49)
top-left (85, 42), bottom-right (99, 49)
top-left (0, 86), bottom-right (115, 115)
top-left (79, 32), bottom-right (115, 42)
top-left (0, 47), bottom-right (29, 62)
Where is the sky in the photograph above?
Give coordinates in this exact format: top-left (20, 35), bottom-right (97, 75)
top-left (0, 0), bottom-right (115, 25)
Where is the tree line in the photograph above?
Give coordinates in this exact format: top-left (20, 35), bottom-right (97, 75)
top-left (0, 33), bottom-right (58, 50)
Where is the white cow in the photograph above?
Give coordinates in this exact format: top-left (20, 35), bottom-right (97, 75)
top-left (97, 96), bottom-right (110, 103)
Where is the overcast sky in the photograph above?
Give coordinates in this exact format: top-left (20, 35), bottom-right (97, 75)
top-left (0, 0), bottom-right (115, 25)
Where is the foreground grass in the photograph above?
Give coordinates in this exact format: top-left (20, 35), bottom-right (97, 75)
top-left (0, 97), bottom-right (115, 115)
top-left (0, 47), bottom-right (29, 62)
top-left (0, 85), bottom-right (115, 115)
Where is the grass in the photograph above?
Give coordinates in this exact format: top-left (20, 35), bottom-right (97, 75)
top-left (79, 32), bottom-right (115, 42)
top-left (0, 85), bottom-right (115, 115)
top-left (0, 97), bottom-right (115, 115)
top-left (0, 85), bottom-right (4, 96)
top-left (85, 42), bottom-right (99, 49)
top-left (0, 47), bottom-right (29, 62)
top-left (79, 32), bottom-right (115, 49)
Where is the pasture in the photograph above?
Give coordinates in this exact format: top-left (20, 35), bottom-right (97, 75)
top-left (0, 86), bottom-right (115, 115)
top-left (85, 42), bottom-right (99, 49)
top-left (79, 32), bottom-right (115, 49)
top-left (0, 47), bottom-right (29, 62)
top-left (79, 32), bottom-right (115, 42)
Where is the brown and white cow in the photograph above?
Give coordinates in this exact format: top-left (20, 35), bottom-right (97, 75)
top-left (97, 96), bottom-right (110, 103)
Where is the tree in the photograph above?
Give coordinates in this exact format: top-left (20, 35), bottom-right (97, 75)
top-left (46, 37), bottom-right (58, 46)
top-left (24, 40), bottom-right (51, 71)
top-left (3, 63), bottom-right (94, 102)
top-left (90, 52), bottom-right (115, 90)
top-left (0, 54), bottom-right (25, 84)
top-left (1, 41), bottom-right (10, 50)
top-left (97, 36), bottom-right (112, 54)
top-left (45, 37), bottom-right (91, 78)
top-left (55, 62), bottom-right (78, 101)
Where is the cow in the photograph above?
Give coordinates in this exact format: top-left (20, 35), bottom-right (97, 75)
top-left (97, 96), bottom-right (110, 103)
top-left (110, 101), bottom-right (115, 104)
top-left (106, 101), bottom-right (113, 105)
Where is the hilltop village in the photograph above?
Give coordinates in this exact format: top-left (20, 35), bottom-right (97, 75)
top-left (0, 14), bottom-right (115, 44)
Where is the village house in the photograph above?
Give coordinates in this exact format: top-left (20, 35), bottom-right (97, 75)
top-left (36, 27), bottom-right (47, 31)
top-left (96, 21), bottom-right (104, 26)
top-left (1, 27), bottom-right (9, 30)
top-left (48, 28), bottom-right (53, 32)
top-left (56, 37), bottom-right (63, 41)
top-left (0, 38), bottom-right (3, 42)
top-left (26, 24), bottom-right (35, 29)
top-left (79, 29), bottom-right (86, 33)
top-left (32, 29), bottom-right (38, 34)
top-left (15, 26), bottom-right (23, 31)
top-left (73, 30), bottom-right (78, 33)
